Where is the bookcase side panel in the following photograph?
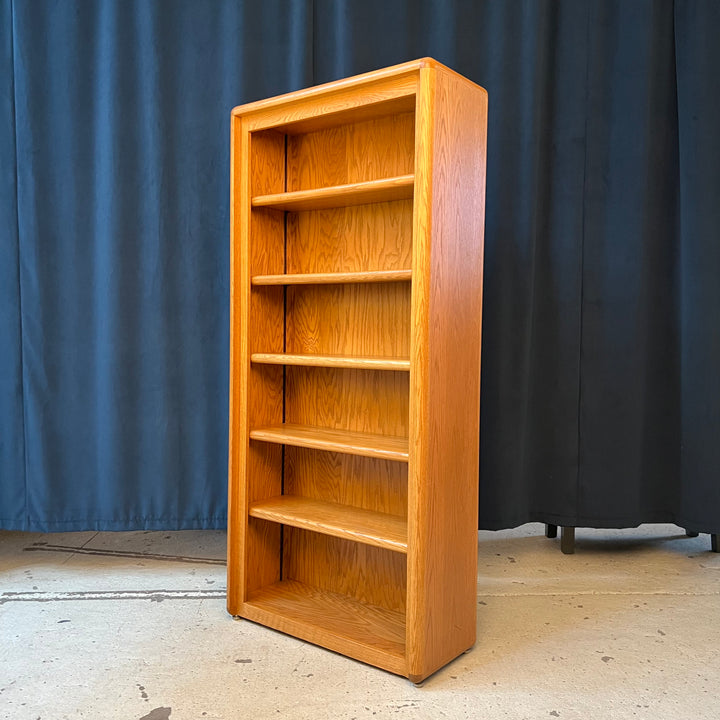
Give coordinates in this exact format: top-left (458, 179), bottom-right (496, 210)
top-left (228, 115), bottom-right (247, 614)
top-left (407, 67), bottom-right (488, 682)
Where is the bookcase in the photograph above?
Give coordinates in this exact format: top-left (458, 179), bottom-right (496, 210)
top-left (228, 58), bottom-right (488, 683)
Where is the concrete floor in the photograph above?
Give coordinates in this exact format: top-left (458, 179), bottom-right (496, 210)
top-left (1, 524), bottom-right (718, 720)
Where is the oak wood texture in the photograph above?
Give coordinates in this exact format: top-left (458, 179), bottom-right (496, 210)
top-left (243, 579), bottom-right (406, 674)
top-left (285, 366), bottom-right (409, 437)
top-left (249, 423), bottom-right (409, 461)
top-left (228, 58), bottom-right (487, 682)
top-left (285, 284), bottom-right (410, 357)
top-left (251, 269), bottom-right (412, 285)
top-left (249, 496), bottom-right (408, 552)
top-left (251, 353), bottom-right (410, 371)
top-left (283, 528), bottom-right (407, 613)
top-left (252, 175), bottom-right (414, 211)
top-left (284, 448), bottom-right (408, 518)
top-left (406, 63), bottom-right (487, 683)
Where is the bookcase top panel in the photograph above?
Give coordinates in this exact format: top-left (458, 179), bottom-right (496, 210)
top-left (231, 57), bottom-right (485, 134)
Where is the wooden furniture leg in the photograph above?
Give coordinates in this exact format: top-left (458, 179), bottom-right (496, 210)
top-left (712, 534), bottom-right (718, 553)
top-left (545, 524), bottom-right (558, 539)
top-left (560, 526), bottom-right (575, 555)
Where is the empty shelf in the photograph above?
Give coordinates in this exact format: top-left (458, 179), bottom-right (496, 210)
top-left (251, 269), bottom-right (412, 285)
top-left (249, 496), bottom-right (408, 553)
top-left (249, 424), bottom-right (409, 461)
top-left (251, 353), bottom-right (410, 371)
top-left (252, 175), bottom-right (414, 211)
top-left (243, 580), bottom-right (406, 673)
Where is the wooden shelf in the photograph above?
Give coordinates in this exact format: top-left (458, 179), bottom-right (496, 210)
top-left (251, 269), bottom-right (412, 286)
top-left (252, 175), bottom-right (414, 212)
top-left (243, 580), bottom-right (406, 674)
top-left (249, 496), bottom-right (408, 553)
top-left (251, 353), bottom-right (410, 371)
top-left (249, 423), bottom-right (409, 461)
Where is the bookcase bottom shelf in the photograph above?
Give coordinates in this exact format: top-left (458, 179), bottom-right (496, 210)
top-left (241, 579), bottom-right (407, 676)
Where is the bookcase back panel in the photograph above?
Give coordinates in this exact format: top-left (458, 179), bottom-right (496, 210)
top-left (283, 528), bottom-right (407, 613)
top-left (285, 366), bottom-right (409, 436)
top-left (245, 516), bottom-right (281, 594)
top-left (286, 112), bottom-right (414, 190)
top-left (250, 129), bottom-right (286, 194)
top-left (248, 287), bottom-right (284, 356)
top-left (249, 209), bottom-right (285, 275)
top-left (285, 447), bottom-right (408, 517)
top-left (285, 284), bottom-right (410, 357)
top-left (286, 200), bottom-right (413, 274)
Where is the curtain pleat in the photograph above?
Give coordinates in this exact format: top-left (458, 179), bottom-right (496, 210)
top-left (577, 1), bottom-right (682, 527)
top-left (675, 0), bottom-right (720, 533)
top-left (5, 0), bottom-right (312, 531)
top-left (0, 0), bottom-right (27, 527)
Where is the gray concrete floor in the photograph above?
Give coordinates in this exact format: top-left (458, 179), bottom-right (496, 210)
top-left (1, 523), bottom-right (718, 719)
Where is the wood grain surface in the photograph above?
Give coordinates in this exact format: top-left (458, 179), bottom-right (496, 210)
top-left (243, 579), bottom-right (406, 674)
top-left (285, 283), bottom-right (410, 356)
top-left (239, 70), bottom-right (418, 135)
top-left (248, 495), bottom-right (408, 552)
top-left (251, 352), bottom-right (410, 371)
top-left (251, 269), bottom-right (412, 285)
top-left (406, 64), bottom-right (487, 682)
top-left (250, 423), bottom-right (409, 461)
top-left (287, 112), bottom-right (414, 189)
top-left (253, 175), bottom-right (413, 211)
top-left (284, 447), bottom-right (408, 517)
top-left (285, 366), bottom-right (409, 436)
top-left (286, 200), bottom-right (413, 275)
top-left (283, 528), bottom-right (407, 613)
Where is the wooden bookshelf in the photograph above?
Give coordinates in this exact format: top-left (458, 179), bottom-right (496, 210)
top-left (228, 58), bottom-right (488, 683)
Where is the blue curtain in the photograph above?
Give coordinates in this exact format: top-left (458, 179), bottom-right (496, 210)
top-left (0, 0), bottom-right (24, 527)
top-left (1, 0), bottom-right (311, 530)
top-left (2, 1), bottom-right (719, 534)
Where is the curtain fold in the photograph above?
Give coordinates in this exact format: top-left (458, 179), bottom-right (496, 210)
top-left (0, 0), bottom-right (26, 527)
top-left (1, 0), bottom-right (718, 533)
top-left (4, 0), bottom-right (312, 531)
top-left (577, 1), bottom-right (682, 527)
top-left (675, 0), bottom-right (720, 533)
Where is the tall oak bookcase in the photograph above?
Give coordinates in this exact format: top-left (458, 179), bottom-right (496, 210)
top-left (228, 59), bottom-right (488, 683)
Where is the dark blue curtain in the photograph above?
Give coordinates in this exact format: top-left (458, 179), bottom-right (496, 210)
top-left (1, 0), bottom-right (311, 530)
top-left (1, 1), bottom-right (718, 534)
